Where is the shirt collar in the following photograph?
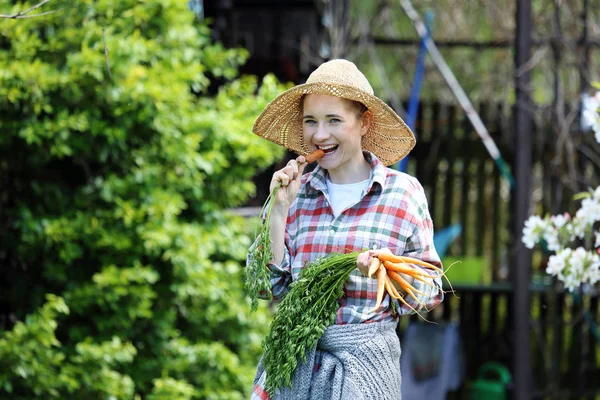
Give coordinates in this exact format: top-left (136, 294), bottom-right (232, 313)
top-left (305, 151), bottom-right (388, 195)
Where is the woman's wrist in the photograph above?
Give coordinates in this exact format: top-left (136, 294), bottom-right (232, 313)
top-left (271, 203), bottom-right (290, 218)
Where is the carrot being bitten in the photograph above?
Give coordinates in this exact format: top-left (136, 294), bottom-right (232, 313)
top-left (303, 148), bottom-right (325, 164)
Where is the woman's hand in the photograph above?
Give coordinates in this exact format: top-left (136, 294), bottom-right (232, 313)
top-left (356, 250), bottom-right (371, 276)
top-left (270, 156), bottom-right (308, 210)
top-left (356, 247), bottom-right (394, 277)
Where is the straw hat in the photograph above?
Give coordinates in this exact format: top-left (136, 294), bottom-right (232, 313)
top-left (252, 59), bottom-right (416, 166)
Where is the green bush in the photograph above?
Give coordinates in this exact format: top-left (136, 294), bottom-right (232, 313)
top-left (0, 0), bottom-right (286, 398)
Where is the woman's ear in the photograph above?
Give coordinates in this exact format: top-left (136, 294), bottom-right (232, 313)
top-left (360, 110), bottom-right (373, 136)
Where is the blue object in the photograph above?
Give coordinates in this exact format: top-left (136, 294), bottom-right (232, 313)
top-left (433, 224), bottom-right (462, 258)
top-left (398, 10), bottom-right (434, 173)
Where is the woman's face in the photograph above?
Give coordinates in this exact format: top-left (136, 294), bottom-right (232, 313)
top-left (302, 94), bottom-right (370, 177)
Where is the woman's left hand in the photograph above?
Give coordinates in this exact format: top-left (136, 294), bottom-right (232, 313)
top-left (356, 251), bottom-right (371, 276)
top-left (356, 247), bottom-right (393, 277)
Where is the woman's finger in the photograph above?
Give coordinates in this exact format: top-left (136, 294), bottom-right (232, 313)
top-left (272, 171), bottom-right (290, 187)
top-left (286, 160), bottom-right (299, 180)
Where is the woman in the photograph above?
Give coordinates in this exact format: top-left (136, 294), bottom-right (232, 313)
top-left (248, 59), bottom-right (443, 400)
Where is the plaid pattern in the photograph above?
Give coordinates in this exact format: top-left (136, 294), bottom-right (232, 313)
top-left (249, 151), bottom-right (443, 325)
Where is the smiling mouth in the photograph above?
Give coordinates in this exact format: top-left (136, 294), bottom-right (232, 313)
top-left (317, 144), bottom-right (339, 154)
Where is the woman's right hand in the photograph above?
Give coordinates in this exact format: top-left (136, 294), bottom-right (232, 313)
top-left (270, 156), bottom-right (308, 210)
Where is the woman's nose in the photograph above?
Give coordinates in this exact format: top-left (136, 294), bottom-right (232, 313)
top-left (313, 123), bottom-right (329, 140)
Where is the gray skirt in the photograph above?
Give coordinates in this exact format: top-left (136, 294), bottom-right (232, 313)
top-left (252, 321), bottom-right (402, 400)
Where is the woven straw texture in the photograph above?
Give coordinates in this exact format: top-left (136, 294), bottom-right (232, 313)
top-left (252, 59), bottom-right (415, 166)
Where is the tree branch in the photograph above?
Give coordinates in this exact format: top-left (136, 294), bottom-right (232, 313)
top-left (102, 28), bottom-right (112, 80)
top-left (0, 0), bottom-right (56, 19)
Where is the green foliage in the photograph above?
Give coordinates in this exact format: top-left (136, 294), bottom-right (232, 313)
top-left (262, 253), bottom-right (359, 395)
top-left (0, 0), bottom-right (287, 398)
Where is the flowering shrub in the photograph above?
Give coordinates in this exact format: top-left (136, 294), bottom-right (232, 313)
top-left (522, 88), bottom-right (600, 291)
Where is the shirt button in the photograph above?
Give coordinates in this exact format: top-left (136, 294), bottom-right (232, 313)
top-left (329, 229), bottom-right (335, 235)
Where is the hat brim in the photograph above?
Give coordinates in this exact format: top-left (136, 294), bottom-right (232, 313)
top-left (252, 82), bottom-right (416, 166)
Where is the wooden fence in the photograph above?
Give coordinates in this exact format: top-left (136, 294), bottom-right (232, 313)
top-left (399, 101), bottom-right (600, 399)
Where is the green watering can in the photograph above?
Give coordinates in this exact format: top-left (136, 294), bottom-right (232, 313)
top-left (469, 362), bottom-right (512, 400)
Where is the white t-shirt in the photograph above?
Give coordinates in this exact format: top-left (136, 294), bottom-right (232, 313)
top-left (326, 178), bottom-right (370, 217)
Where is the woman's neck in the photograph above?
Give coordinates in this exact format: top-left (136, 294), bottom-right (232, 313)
top-left (327, 155), bottom-right (371, 184)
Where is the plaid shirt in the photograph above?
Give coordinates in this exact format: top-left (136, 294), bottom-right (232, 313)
top-left (248, 152), bottom-right (443, 324)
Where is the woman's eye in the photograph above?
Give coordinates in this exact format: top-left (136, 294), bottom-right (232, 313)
top-left (329, 118), bottom-right (341, 124)
top-left (304, 120), bottom-right (316, 125)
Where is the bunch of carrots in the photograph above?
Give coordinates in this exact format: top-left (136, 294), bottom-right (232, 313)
top-left (367, 252), bottom-right (453, 316)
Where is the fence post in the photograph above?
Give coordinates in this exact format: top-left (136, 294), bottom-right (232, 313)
top-left (513, 0), bottom-right (534, 399)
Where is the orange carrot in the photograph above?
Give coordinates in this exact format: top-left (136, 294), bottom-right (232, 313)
top-left (377, 253), bottom-right (452, 290)
top-left (369, 264), bottom-right (387, 313)
top-left (410, 273), bottom-right (445, 290)
top-left (396, 255), bottom-right (444, 274)
top-left (382, 260), bottom-right (441, 278)
top-left (377, 252), bottom-right (440, 271)
top-left (304, 149), bottom-right (325, 163)
top-left (384, 276), bottom-right (402, 299)
top-left (367, 257), bottom-right (381, 278)
top-left (387, 270), bottom-right (429, 299)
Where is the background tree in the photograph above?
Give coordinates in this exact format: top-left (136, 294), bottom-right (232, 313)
top-left (0, 0), bottom-right (286, 398)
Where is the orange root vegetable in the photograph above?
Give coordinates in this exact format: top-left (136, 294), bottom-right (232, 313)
top-left (387, 270), bottom-right (429, 298)
top-left (369, 264), bottom-right (387, 313)
top-left (384, 276), bottom-right (402, 299)
top-left (410, 273), bottom-right (445, 290)
top-left (304, 149), bottom-right (325, 164)
top-left (387, 272), bottom-right (429, 312)
top-left (396, 255), bottom-right (444, 274)
top-left (377, 253), bottom-right (456, 295)
top-left (377, 253), bottom-right (441, 272)
top-left (382, 260), bottom-right (441, 278)
top-left (367, 257), bottom-right (381, 278)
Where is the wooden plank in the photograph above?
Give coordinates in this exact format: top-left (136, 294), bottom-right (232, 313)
top-left (475, 103), bottom-right (488, 257)
top-left (584, 294), bottom-right (598, 400)
top-left (491, 104), bottom-right (503, 281)
top-left (550, 291), bottom-right (565, 392)
top-left (428, 102), bottom-right (441, 224)
top-left (459, 110), bottom-right (472, 256)
top-left (472, 292), bottom-right (483, 370)
top-left (443, 104), bottom-right (456, 229)
top-left (569, 293), bottom-right (585, 395)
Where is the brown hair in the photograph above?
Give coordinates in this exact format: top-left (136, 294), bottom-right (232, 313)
top-left (301, 95), bottom-right (368, 120)
top-left (345, 99), bottom-right (368, 119)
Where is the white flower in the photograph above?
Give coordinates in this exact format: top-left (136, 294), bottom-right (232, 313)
top-left (566, 215), bottom-right (587, 240)
top-left (546, 252), bottom-right (567, 276)
top-left (552, 213), bottom-right (569, 229)
top-left (576, 197), bottom-right (600, 227)
top-left (563, 274), bottom-right (581, 292)
top-left (543, 227), bottom-right (561, 251)
top-left (594, 185), bottom-right (600, 201)
top-left (522, 215), bottom-right (548, 249)
top-left (581, 91), bottom-right (600, 136)
top-left (588, 263), bottom-right (600, 285)
top-left (583, 253), bottom-right (600, 285)
top-left (595, 231), bottom-right (600, 248)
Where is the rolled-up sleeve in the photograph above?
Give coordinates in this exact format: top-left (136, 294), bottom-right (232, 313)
top-left (394, 183), bottom-right (444, 315)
